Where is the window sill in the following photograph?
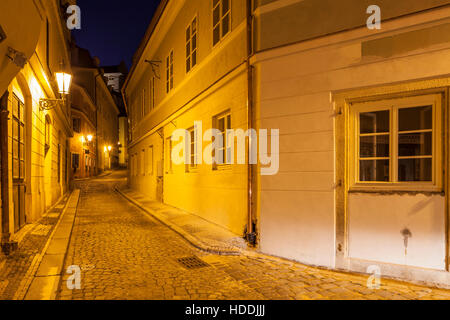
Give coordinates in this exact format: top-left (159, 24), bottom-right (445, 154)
top-left (349, 183), bottom-right (443, 195)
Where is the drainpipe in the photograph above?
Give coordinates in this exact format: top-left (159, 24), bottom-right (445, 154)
top-left (1, 91), bottom-right (16, 254)
top-left (245, 0), bottom-right (257, 246)
top-left (94, 71), bottom-right (102, 174)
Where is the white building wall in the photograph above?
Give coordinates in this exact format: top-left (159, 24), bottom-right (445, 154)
top-left (255, 10), bottom-right (450, 269)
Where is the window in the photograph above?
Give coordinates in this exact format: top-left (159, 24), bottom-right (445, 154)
top-left (186, 17), bottom-right (198, 73)
top-left (214, 111), bottom-right (231, 167)
top-left (350, 94), bottom-right (442, 190)
top-left (72, 153), bottom-right (80, 170)
top-left (149, 77), bottom-right (155, 111)
top-left (141, 149), bottom-right (145, 175)
top-left (186, 127), bottom-right (197, 172)
top-left (166, 137), bottom-right (172, 173)
top-left (213, 0), bottom-right (231, 46)
top-left (147, 146), bottom-right (154, 175)
top-left (166, 50), bottom-right (174, 93)
top-left (12, 94), bottom-right (25, 181)
top-left (142, 87), bottom-right (148, 116)
top-left (73, 117), bottom-right (81, 133)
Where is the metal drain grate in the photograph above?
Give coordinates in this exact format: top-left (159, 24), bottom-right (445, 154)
top-left (177, 256), bottom-right (209, 269)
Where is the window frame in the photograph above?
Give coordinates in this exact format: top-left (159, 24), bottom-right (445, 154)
top-left (349, 94), bottom-right (442, 192)
top-left (166, 50), bottom-right (174, 94)
top-left (11, 94), bottom-right (25, 181)
top-left (148, 145), bottom-right (154, 176)
top-left (186, 127), bottom-right (198, 173)
top-left (213, 110), bottom-right (232, 170)
top-left (186, 16), bottom-right (198, 74)
top-left (212, 0), bottom-right (231, 47)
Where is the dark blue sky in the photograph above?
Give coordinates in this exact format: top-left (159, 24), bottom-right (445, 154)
top-left (72, 0), bottom-right (161, 69)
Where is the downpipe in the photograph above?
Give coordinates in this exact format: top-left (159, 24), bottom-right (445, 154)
top-left (245, 0), bottom-right (257, 247)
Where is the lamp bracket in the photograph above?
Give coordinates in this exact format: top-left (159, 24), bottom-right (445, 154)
top-left (39, 98), bottom-right (63, 111)
top-left (145, 60), bottom-right (161, 79)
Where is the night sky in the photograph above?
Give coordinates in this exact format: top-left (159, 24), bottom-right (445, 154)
top-left (71, 0), bottom-right (161, 69)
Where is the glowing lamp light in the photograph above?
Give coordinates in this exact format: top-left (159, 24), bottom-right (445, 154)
top-left (104, 146), bottom-right (107, 152)
top-left (108, 146), bottom-right (112, 151)
top-left (55, 72), bottom-right (72, 95)
top-left (87, 135), bottom-right (93, 142)
top-left (80, 136), bottom-right (86, 143)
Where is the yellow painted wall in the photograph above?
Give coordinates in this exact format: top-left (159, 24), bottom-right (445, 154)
top-left (126, 0), bottom-right (249, 235)
top-left (2, 0), bottom-right (73, 235)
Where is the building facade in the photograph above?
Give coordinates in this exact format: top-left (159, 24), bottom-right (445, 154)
top-left (124, 0), bottom-right (251, 236)
top-left (69, 83), bottom-right (97, 179)
top-left (252, 0), bottom-right (450, 285)
top-left (0, 0), bottom-right (74, 247)
top-left (71, 46), bottom-right (120, 174)
top-left (125, 0), bottom-right (450, 286)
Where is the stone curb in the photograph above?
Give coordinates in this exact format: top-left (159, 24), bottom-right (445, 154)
top-left (115, 187), bottom-right (242, 256)
top-left (14, 190), bottom-right (80, 300)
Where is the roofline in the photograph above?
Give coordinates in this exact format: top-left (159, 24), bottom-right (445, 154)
top-left (122, 0), bottom-right (170, 94)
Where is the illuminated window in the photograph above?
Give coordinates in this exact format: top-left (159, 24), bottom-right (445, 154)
top-left (213, 111), bottom-right (231, 167)
top-left (186, 17), bottom-right (198, 73)
top-left (213, 0), bottom-right (231, 46)
top-left (166, 50), bottom-right (174, 93)
top-left (350, 94), bottom-right (442, 190)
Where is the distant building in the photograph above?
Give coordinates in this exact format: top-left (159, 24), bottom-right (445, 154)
top-left (71, 46), bottom-right (121, 174)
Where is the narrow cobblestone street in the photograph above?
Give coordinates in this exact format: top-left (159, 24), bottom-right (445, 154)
top-left (52, 171), bottom-right (450, 300)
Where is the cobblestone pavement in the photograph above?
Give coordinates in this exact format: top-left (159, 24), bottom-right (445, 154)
top-left (0, 194), bottom-right (70, 300)
top-left (56, 172), bottom-right (450, 300)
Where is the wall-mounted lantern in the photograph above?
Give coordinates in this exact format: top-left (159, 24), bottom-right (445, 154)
top-left (39, 71), bottom-right (72, 111)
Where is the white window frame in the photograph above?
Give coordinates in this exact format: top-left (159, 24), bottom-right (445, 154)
top-left (212, 0), bottom-right (231, 47)
top-left (166, 50), bottom-right (174, 93)
top-left (349, 94), bottom-right (442, 192)
top-left (186, 127), bottom-right (198, 173)
top-left (186, 16), bottom-right (198, 74)
top-left (213, 110), bottom-right (232, 169)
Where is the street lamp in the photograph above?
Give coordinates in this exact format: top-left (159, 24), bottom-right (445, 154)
top-left (87, 135), bottom-right (93, 142)
top-left (39, 71), bottom-right (72, 111)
